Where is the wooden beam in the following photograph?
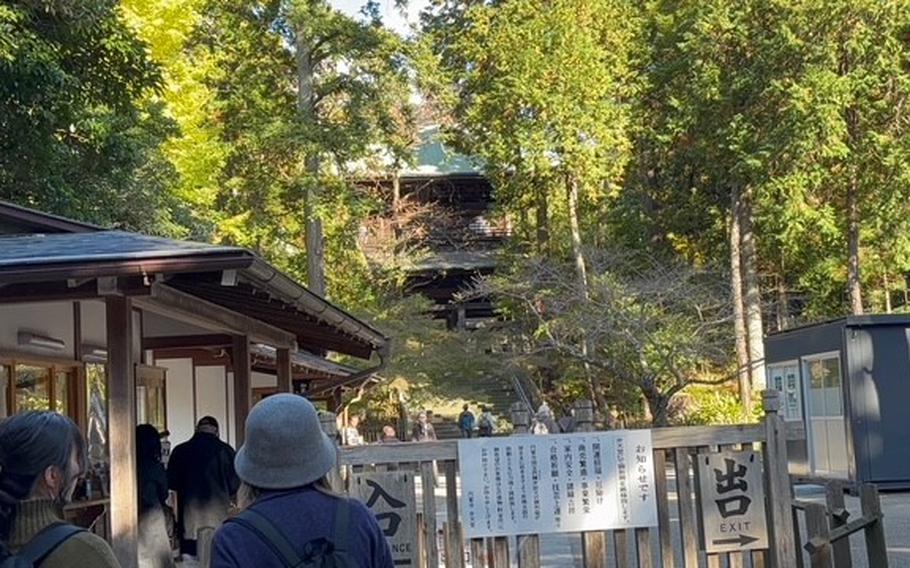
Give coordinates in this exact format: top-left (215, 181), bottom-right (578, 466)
top-left (232, 336), bottom-right (252, 447)
top-left (135, 284), bottom-right (297, 350)
top-left (276, 347), bottom-right (292, 393)
top-left (106, 296), bottom-right (138, 568)
top-left (0, 279), bottom-right (149, 304)
top-left (142, 334), bottom-right (233, 351)
top-left (151, 348), bottom-right (230, 366)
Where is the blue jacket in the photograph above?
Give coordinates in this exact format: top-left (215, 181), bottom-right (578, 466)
top-left (212, 487), bottom-right (394, 568)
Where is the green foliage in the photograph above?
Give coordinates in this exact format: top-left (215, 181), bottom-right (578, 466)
top-left (678, 386), bottom-right (761, 426)
top-left (0, 0), bottom-right (188, 235)
top-left (419, 0), bottom-right (641, 255)
top-left (189, 0), bottom-right (415, 308)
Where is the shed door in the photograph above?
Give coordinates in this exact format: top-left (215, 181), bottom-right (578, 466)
top-left (804, 354), bottom-right (849, 477)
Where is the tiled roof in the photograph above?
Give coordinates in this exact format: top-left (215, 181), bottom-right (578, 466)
top-left (0, 231), bottom-right (245, 267)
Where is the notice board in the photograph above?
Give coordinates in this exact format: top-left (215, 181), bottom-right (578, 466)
top-left (458, 430), bottom-right (658, 538)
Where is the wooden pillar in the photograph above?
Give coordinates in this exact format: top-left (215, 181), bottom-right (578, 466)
top-left (106, 296), bottom-right (138, 568)
top-left (232, 336), bottom-right (251, 447)
top-left (762, 390), bottom-right (797, 568)
top-left (277, 347), bottom-right (292, 393)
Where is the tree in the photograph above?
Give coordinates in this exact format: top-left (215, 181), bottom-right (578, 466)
top-left (419, 0), bottom-right (641, 277)
top-left (121, 0), bottom-right (228, 239)
top-left (476, 251), bottom-right (735, 426)
top-left (793, 1), bottom-right (910, 315)
top-left (194, 0), bottom-right (413, 307)
top-left (0, 0), bottom-right (185, 235)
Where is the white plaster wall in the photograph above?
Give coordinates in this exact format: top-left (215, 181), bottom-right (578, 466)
top-left (226, 372), bottom-right (235, 449)
top-left (143, 311), bottom-right (212, 337)
top-left (195, 366), bottom-right (229, 444)
top-left (252, 372), bottom-right (277, 389)
top-left (156, 358), bottom-right (196, 446)
top-left (0, 302), bottom-right (75, 358)
top-left (80, 300), bottom-right (106, 348)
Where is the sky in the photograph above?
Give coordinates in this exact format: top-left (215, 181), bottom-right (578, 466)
top-left (329, 0), bottom-right (429, 36)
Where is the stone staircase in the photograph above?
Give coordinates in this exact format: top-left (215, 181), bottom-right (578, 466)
top-left (429, 373), bottom-right (531, 439)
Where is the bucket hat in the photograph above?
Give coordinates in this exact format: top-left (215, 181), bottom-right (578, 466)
top-left (235, 394), bottom-right (337, 489)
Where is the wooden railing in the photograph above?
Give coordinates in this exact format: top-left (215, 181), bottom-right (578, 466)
top-left (337, 391), bottom-right (808, 568)
top-left (794, 480), bottom-right (888, 568)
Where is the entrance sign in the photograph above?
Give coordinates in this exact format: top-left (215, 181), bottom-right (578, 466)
top-left (353, 471), bottom-right (419, 566)
top-left (458, 431), bottom-right (657, 538)
top-left (697, 450), bottom-right (769, 553)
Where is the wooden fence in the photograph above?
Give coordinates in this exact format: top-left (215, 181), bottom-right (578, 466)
top-left (338, 391), bottom-right (808, 568)
top-left (793, 480), bottom-right (888, 568)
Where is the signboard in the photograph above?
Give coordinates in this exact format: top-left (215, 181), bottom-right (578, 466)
top-left (353, 471), bottom-right (419, 567)
top-left (697, 450), bottom-right (769, 553)
top-left (458, 431), bottom-right (657, 538)
top-left (768, 364), bottom-right (803, 421)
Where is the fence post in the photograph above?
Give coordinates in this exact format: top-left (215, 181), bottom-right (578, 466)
top-left (510, 402), bottom-right (531, 435)
top-left (574, 400), bottom-right (607, 568)
top-left (763, 390), bottom-right (797, 568)
top-left (511, 413), bottom-right (541, 566)
top-left (825, 482), bottom-right (851, 568)
top-left (319, 411), bottom-right (344, 491)
top-left (860, 484), bottom-right (888, 568)
top-left (804, 502), bottom-right (833, 568)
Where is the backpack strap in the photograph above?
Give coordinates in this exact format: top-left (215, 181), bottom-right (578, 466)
top-left (18, 523), bottom-right (85, 566)
top-left (227, 508), bottom-right (304, 568)
top-left (331, 497), bottom-right (351, 556)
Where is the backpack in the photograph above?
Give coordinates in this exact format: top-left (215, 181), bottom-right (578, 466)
top-left (226, 497), bottom-right (353, 567)
top-left (0, 523), bottom-right (85, 568)
top-left (532, 420), bottom-right (549, 435)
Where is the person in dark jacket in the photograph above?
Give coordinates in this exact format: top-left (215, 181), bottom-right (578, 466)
top-left (137, 424), bottom-right (175, 568)
top-left (167, 416), bottom-right (239, 560)
top-left (212, 394), bottom-right (393, 568)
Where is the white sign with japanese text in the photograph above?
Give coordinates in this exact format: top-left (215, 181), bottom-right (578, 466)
top-left (697, 450), bottom-right (769, 553)
top-left (458, 431), bottom-right (658, 538)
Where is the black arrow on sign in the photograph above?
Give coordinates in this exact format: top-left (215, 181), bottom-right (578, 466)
top-left (712, 534), bottom-right (759, 547)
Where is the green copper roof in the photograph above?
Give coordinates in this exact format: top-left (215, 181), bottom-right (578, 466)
top-left (404, 126), bottom-right (483, 176)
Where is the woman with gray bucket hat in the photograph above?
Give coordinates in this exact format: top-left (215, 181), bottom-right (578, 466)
top-left (212, 394), bottom-right (394, 568)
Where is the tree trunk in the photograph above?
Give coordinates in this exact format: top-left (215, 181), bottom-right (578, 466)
top-left (847, 167), bottom-right (863, 314)
top-left (730, 187), bottom-right (752, 413)
top-left (392, 169), bottom-right (402, 245)
top-left (297, 28), bottom-right (326, 297)
top-left (565, 173), bottom-right (606, 414)
top-left (739, 186), bottom-right (766, 390)
top-left (644, 389), bottom-right (670, 427)
top-left (566, 173), bottom-right (590, 295)
top-left (776, 270), bottom-right (790, 331)
top-left (536, 185), bottom-right (549, 256)
top-left (884, 273), bottom-right (892, 313)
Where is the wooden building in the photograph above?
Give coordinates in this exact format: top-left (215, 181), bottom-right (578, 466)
top-left (360, 126), bottom-right (508, 329)
top-left (0, 200), bottom-right (388, 567)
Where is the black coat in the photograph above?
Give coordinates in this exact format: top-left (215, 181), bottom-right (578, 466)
top-left (167, 433), bottom-right (239, 541)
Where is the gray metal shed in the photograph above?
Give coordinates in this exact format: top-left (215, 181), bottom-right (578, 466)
top-left (765, 315), bottom-right (910, 489)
